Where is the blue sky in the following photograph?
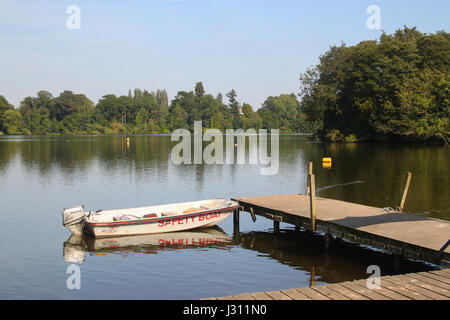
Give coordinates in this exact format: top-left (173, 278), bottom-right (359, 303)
top-left (1, 0), bottom-right (449, 109)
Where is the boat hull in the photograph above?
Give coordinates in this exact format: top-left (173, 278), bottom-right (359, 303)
top-left (85, 209), bottom-right (234, 238)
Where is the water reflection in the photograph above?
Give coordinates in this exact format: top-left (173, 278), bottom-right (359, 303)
top-left (0, 135), bottom-right (170, 179)
top-left (237, 229), bottom-right (438, 284)
top-left (315, 143), bottom-right (450, 218)
top-left (0, 135), bottom-right (448, 218)
top-left (63, 227), bottom-right (232, 263)
top-left (63, 224), bottom-right (439, 285)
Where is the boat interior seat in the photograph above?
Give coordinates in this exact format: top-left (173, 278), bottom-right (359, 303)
top-left (183, 207), bottom-right (205, 214)
top-left (200, 204), bottom-right (219, 210)
top-left (161, 211), bottom-right (178, 216)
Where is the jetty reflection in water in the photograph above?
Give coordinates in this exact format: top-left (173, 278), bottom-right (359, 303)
top-left (237, 229), bottom-right (437, 285)
top-left (63, 227), bottom-right (232, 263)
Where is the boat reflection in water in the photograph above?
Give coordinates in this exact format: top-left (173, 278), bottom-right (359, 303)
top-left (63, 226), bottom-right (232, 263)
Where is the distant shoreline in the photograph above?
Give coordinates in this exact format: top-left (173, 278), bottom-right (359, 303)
top-left (0, 132), bottom-right (314, 137)
top-left (1, 132), bottom-right (447, 145)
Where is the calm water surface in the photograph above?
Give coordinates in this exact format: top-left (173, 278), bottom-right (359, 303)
top-left (0, 135), bottom-right (448, 299)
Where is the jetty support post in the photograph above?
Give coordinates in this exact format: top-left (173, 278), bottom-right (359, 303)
top-left (249, 207), bottom-right (257, 222)
top-left (273, 220), bottom-right (280, 233)
top-left (233, 209), bottom-right (240, 237)
top-left (306, 162), bottom-right (313, 195)
top-left (393, 255), bottom-right (402, 272)
top-left (324, 228), bottom-right (332, 249)
top-left (399, 172), bottom-right (412, 212)
top-left (309, 173), bottom-right (317, 232)
top-left (309, 266), bottom-right (316, 287)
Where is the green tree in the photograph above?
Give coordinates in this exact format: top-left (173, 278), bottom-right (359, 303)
top-left (299, 27), bottom-right (450, 142)
top-left (195, 82), bottom-right (205, 98)
top-left (216, 93), bottom-right (223, 104)
top-left (170, 102), bottom-right (188, 129)
top-left (241, 103), bottom-right (262, 130)
top-left (97, 94), bottom-right (121, 123)
top-left (2, 109), bottom-right (24, 135)
top-left (226, 89), bottom-right (241, 128)
top-left (259, 94), bottom-right (300, 131)
top-left (0, 95), bottom-right (14, 133)
top-left (135, 107), bottom-right (149, 132)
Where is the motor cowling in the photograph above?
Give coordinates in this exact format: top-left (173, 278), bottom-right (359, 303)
top-left (62, 206), bottom-right (86, 235)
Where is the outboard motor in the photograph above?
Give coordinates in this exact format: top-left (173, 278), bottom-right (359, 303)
top-left (62, 206), bottom-right (86, 235)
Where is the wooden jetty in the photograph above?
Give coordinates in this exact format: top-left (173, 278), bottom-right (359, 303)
top-left (231, 194), bottom-right (450, 267)
top-left (208, 166), bottom-right (450, 300)
top-left (204, 269), bottom-right (450, 300)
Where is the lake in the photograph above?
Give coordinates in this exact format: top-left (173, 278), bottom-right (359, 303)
top-left (0, 134), bottom-right (448, 299)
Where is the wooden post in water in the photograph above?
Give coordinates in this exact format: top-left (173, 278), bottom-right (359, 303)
top-left (324, 229), bottom-right (332, 249)
top-left (399, 172), bottom-right (412, 212)
top-left (274, 220), bottom-right (280, 233)
top-left (309, 173), bottom-right (317, 232)
top-left (393, 255), bottom-right (401, 272)
top-left (249, 207), bottom-right (257, 222)
top-left (233, 209), bottom-right (240, 236)
top-left (309, 266), bottom-right (316, 287)
top-left (306, 162), bottom-right (313, 195)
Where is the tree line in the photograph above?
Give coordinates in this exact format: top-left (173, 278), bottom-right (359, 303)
top-left (300, 27), bottom-right (449, 143)
top-left (0, 83), bottom-right (311, 135)
top-left (1, 27), bottom-right (448, 142)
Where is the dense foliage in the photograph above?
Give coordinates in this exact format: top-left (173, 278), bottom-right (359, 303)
top-left (0, 82), bottom-right (309, 135)
top-left (1, 27), bottom-right (448, 142)
top-left (300, 27), bottom-right (449, 143)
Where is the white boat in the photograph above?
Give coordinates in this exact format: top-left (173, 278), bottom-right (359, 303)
top-left (62, 199), bottom-right (239, 238)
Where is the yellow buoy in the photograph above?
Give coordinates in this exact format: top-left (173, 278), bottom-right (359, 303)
top-left (323, 157), bottom-right (332, 168)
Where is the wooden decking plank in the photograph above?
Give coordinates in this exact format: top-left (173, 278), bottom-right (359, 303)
top-left (352, 279), bottom-right (410, 300)
top-left (310, 285), bottom-right (351, 300)
top-left (280, 288), bottom-right (312, 300)
top-left (232, 293), bottom-right (256, 300)
top-left (294, 287), bottom-right (331, 300)
top-left (264, 290), bottom-right (293, 300)
top-left (377, 278), bottom-right (432, 300)
top-left (418, 272), bottom-right (450, 285)
top-left (339, 281), bottom-right (391, 300)
top-left (217, 295), bottom-right (235, 300)
top-left (437, 268), bottom-right (450, 275)
top-left (249, 291), bottom-right (273, 300)
top-left (384, 276), bottom-right (449, 300)
top-left (206, 270), bottom-right (450, 300)
top-left (392, 275), bottom-right (450, 299)
top-left (325, 283), bottom-right (370, 300)
top-left (405, 273), bottom-right (450, 290)
top-left (427, 270), bottom-right (450, 283)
